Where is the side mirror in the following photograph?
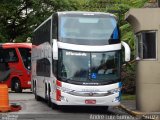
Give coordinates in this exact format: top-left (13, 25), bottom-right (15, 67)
top-left (27, 66), bottom-right (31, 70)
top-left (121, 41), bottom-right (130, 62)
top-left (52, 39), bottom-right (58, 60)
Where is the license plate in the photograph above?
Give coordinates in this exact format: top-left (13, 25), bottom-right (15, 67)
top-left (85, 100), bottom-right (96, 104)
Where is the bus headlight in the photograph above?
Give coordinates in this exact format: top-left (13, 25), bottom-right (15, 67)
top-left (60, 96), bottom-right (68, 102)
top-left (113, 96), bottom-right (120, 102)
top-left (57, 86), bottom-right (74, 93)
top-left (28, 81), bottom-right (31, 85)
top-left (108, 88), bottom-right (121, 94)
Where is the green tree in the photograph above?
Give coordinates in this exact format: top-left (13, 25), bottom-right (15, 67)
top-left (0, 0), bottom-right (32, 42)
top-left (0, 0), bottom-right (81, 42)
top-left (0, 0), bottom-right (148, 93)
top-left (80, 0), bottom-right (148, 94)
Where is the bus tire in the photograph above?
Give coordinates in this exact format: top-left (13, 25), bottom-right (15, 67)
top-left (100, 106), bottom-right (109, 113)
top-left (47, 86), bottom-right (51, 107)
top-left (45, 84), bottom-right (48, 101)
top-left (13, 79), bottom-right (22, 93)
top-left (35, 83), bottom-right (40, 101)
top-left (11, 81), bottom-right (14, 91)
top-left (51, 102), bottom-right (58, 110)
top-left (32, 81), bottom-right (35, 94)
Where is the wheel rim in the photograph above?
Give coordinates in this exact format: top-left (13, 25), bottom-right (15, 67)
top-left (15, 82), bottom-right (19, 90)
top-left (48, 89), bottom-right (51, 106)
top-left (33, 86), bottom-right (36, 93)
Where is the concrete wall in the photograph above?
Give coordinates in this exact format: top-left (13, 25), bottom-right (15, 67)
top-left (125, 8), bottom-right (160, 112)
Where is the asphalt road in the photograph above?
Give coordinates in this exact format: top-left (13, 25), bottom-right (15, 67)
top-left (0, 90), bottom-right (140, 120)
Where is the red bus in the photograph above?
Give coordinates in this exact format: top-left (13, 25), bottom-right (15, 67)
top-left (0, 43), bottom-right (31, 92)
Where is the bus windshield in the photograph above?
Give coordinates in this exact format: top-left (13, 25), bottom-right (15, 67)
top-left (58, 50), bottom-right (120, 84)
top-left (19, 48), bottom-right (31, 70)
top-left (59, 15), bottom-right (120, 45)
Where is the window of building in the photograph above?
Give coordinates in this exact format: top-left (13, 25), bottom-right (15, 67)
top-left (136, 31), bottom-right (156, 60)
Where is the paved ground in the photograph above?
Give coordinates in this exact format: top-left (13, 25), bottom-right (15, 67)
top-left (121, 100), bottom-right (136, 111)
top-left (121, 100), bottom-right (160, 120)
top-left (0, 90), bottom-right (145, 120)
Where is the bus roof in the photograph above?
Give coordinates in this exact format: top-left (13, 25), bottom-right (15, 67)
top-left (57, 11), bottom-right (116, 18)
top-left (34, 11), bottom-right (117, 32)
top-left (0, 43), bottom-right (32, 49)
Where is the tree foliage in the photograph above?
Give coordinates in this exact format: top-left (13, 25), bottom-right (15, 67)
top-left (79, 0), bottom-right (147, 94)
top-left (0, 0), bottom-right (148, 43)
top-left (0, 0), bottom-right (81, 42)
top-left (0, 0), bottom-right (149, 94)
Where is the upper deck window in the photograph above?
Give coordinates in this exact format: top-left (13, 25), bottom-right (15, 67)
top-left (58, 14), bottom-right (120, 45)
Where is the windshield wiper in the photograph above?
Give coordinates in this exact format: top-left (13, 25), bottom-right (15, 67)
top-left (61, 77), bottom-right (73, 82)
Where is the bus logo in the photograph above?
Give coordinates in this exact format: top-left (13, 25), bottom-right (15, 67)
top-left (89, 92), bottom-right (94, 96)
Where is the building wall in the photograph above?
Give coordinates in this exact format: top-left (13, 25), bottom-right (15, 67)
top-left (126, 8), bottom-right (160, 112)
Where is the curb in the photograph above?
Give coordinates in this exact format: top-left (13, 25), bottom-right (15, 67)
top-left (119, 104), bottom-right (159, 120)
top-left (119, 104), bottom-right (144, 117)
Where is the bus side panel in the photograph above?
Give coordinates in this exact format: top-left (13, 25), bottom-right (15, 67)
top-left (52, 82), bottom-right (121, 106)
top-left (16, 47), bottom-right (31, 89)
top-left (2, 44), bottom-right (31, 90)
top-left (35, 43), bottom-right (53, 99)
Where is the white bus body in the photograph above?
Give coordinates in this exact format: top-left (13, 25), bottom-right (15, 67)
top-left (32, 11), bottom-right (130, 108)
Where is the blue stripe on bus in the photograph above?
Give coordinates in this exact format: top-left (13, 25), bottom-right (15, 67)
top-left (113, 27), bottom-right (119, 40)
top-left (118, 82), bottom-right (122, 101)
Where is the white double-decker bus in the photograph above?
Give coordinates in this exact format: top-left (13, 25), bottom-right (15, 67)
top-left (32, 11), bottom-right (130, 109)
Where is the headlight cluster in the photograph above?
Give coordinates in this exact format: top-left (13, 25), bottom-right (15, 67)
top-left (108, 88), bottom-right (121, 94)
top-left (57, 86), bottom-right (74, 93)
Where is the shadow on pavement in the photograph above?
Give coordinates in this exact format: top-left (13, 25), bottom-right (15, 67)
top-left (9, 90), bottom-right (32, 94)
top-left (57, 106), bottom-right (115, 114)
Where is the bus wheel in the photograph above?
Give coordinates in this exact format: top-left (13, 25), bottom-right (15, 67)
top-left (98, 106), bottom-right (109, 113)
top-left (47, 86), bottom-right (51, 107)
top-left (32, 81), bottom-right (36, 94)
top-left (35, 84), bottom-right (41, 101)
top-left (51, 102), bottom-right (58, 110)
top-left (14, 79), bottom-right (22, 93)
top-left (45, 84), bottom-right (48, 101)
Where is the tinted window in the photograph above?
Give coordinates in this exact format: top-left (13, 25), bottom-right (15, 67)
top-left (52, 14), bottom-right (58, 39)
top-left (58, 50), bottom-right (120, 84)
top-left (18, 48), bottom-right (31, 70)
top-left (91, 52), bottom-right (120, 80)
top-left (58, 15), bottom-right (120, 45)
top-left (58, 51), bottom-right (89, 81)
top-left (142, 32), bottom-right (156, 59)
top-left (33, 19), bottom-right (51, 45)
top-left (36, 58), bottom-right (51, 77)
top-left (136, 31), bottom-right (156, 59)
top-left (0, 48), bottom-right (18, 63)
